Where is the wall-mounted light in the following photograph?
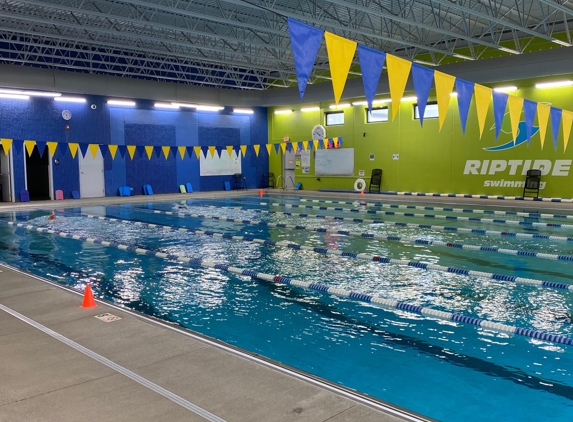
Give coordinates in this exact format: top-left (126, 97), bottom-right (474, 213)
top-left (155, 102), bottom-right (180, 109)
top-left (400, 96), bottom-right (418, 102)
top-left (0, 93), bottom-right (29, 100)
top-left (171, 102), bottom-right (197, 108)
top-left (493, 86), bottom-right (517, 92)
top-left (301, 106), bottom-right (320, 112)
top-left (0, 89), bottom-right (61, 97)
top-left (196, 105), bottom-right (224, 111)
top-left (535, 80), bottom-right (573, 89)
top-left (233, 108), bottom-right (254, 114)
top-left (54, 96), bottom-right (86, 103)
top-left (107, 99), bottom-right (136, 106)
top-left (450, 92), bottom-right (458, 97)
top-left (329, 103), bottom-right (350, 109)
top-left (274, 109), bottom-right (293, 115)
top-left (498, 46), bottom-right (520, 55)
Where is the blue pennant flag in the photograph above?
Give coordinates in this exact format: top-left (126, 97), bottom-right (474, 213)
top-left (411, 63), bottom-right (434, 126)
top-left (454, 78), bottom-right (475, 134)
top-left (36, 141), bottom-right (46, 157)
top-left (358, 45), bottom-right (386, 111)
top-left (117, 145), bottom-right (126, 159)
top-left (551, 107), bottom-right (562, 150)
top-left (79, 143), bottom-right (90, 158)
top-left (288, 18), bottom-right (324, 100)
top-left (12, 140), bottom-right (23, 156)
top-left (492, 91), bottom-right (508, 142)
top-left (99, 144), bottom-right (108, 158)
top-left (523, 99), bottom-right (537, 144)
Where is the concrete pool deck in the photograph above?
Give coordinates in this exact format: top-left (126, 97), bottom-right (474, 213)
top-left (1, 190), bottom-right (572, 422)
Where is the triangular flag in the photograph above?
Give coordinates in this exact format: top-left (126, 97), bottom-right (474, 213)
top-left (266, 144), bottom-right (272, 155)
top-left (68, 143), bottom-right (79, 159)
top-left (79, 143), bottom-right (90, 158)
top-left (324, 32), bottom-right (357, 105)
top-left (24, 140), bottom-right (36, 157)
top-left (507, 95), bottom-right (524, 144)
top-left (302, 141), bottom-right (309, 151)
top-left (523, 99), bottom-right (537, 144)
top-left (474, 84), bottom-right (492, 139)
top-left (550, 107), bottom-right (562, 151)
top-left (240, 145), bottom-right (247, 157)
top-left (89, 144), bottom-right (100, 158)
top-left (127, 145), bottom-right (137, 160)
top-left (194, 146), bottom-right (202, 159)
top-left (537, 103), bottom-right (551, 149)
top-left (274, 143), bottom-right (280, 154)
top-left (117, 145), bottom-right (126, 159)
top-left (46, 141), bottom-right (58, 157)
top-left (144, 146), bottom-right (153, 160)
top-left (226, 145), bottom-right (234, 157)
top-left (215, 146), bottom-right (223, 158)
top-left (288, 18), bottom-right (324, 100)
top-left (434, 71), bottom-right (456, 131)
top-left (492, 91), bottom-right (508, 142)
top-left (562, 110), bottom-right (573, 153)
top-left (313, 139), bottom-right (319, 150)
top-left (280, 142), bottom-right (287, 154)
top-left (0, 138), bottom-right (13, 155)
top-left (36, 141), bottom-right (46, 157)
top-left (153, 146), bottom-right (162, 158)
top-left (208, 146), bottom-right (216, 158)
top-left (171, 146), bottom-right (178, 158)
top-left (12, 140), bottom-right (23, 155)
top-left (178, 146), bottom-right (187, 159)
top-left (323, 139), bottom-right (329, 149)
top-left (162, 146), bottom-right (171, 159)
top-left (454, 78), bottom-right (474, 135)
top-left (253, 144), bottom-right (260, 156)
top-left (186, 146), bottom-right (194, 158)
top-left (411, 63), bottom-right (434, 126)
top-left (386, 54), bottom-right (412, 121)
top-left (358, 45), bottom-right (386, 111)
top-left (108, 144), bottom-right (118, 159)
top-left (99, 144), bottom-right (108, 158)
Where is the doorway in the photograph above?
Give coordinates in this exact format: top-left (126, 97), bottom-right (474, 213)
top-left (0, 149), bottom-right (13, 202)
top-left (79, 148), bottom-right (105, 198)
top-left (25, 146), bottom-right (51, 200)
top-left (282, 148), bottom-right (296, 189)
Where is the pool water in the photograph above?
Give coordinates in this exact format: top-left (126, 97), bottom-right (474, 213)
top-left (1, 195), bottom-right (573, 422)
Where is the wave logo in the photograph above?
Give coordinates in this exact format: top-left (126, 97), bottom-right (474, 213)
top-left (483, 121), bottom-right (540, 151)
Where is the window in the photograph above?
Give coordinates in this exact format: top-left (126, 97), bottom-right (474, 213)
top-left (414, 102), bottom-right (439, 120)
top-left (366, 107), bottom-right (388, 123)
top-left (325, 111), bottom-right (344, 126)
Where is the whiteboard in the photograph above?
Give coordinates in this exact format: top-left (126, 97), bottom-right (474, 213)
top-left (315, 149), bottom-right (354, 175)
top-left (200, 150), bottom-right (242, 176)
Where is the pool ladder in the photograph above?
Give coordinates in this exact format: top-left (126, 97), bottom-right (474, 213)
top-left (276, 175), bottom-right (295, 190)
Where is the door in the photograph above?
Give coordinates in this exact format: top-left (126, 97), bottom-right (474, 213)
top-left (0, 149), bottom-right (13, 202)
top-left (25, 146), bottom-right (50, 200)
top-left (283, 148), bottom-right (296, 189)
top-left (79, 148), bottom-right (105, 198)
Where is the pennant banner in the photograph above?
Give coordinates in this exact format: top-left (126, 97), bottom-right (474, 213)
top-left (434, 71), bottom-right (455, 131)
top-left (507, 95), bottom-right (524, 144)
top-left (411, 63), bottom-right (434, 126)
top-left (357, 45), bottom-right (386, 111)
top-left (562, 110), bottom-right (573, 152)
top-left (288, 18), bottom-right (324, 100)
top-left (454, 78), bottom-right (475, 135)
top-left (0, 138), bottom-right (12, 155)
top-left (550, 107), bottom-right (563, 150)
top-left (324, 32), bottom-right (357, 105)
top-left (537, 103), bottom-right (551, 150)
top-left (386, 54), bottom-right (412, 121)
top-left (474, 84), bottom-right (492, 139)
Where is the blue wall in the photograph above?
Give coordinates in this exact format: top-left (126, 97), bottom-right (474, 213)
top-left (0, 95), bottom-right (268, 201)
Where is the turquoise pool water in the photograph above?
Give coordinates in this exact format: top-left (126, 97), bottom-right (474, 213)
top-left (1, 195), bottom-right (572, 421)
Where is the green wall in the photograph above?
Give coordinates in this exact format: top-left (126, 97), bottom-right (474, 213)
top-left (268, 83), bottom-right (573, 198)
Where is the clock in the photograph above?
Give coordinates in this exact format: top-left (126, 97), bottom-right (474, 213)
top-left (62, 110), bottom-right (72, 121)
top-left (312, 124), bottom-right (326, 140)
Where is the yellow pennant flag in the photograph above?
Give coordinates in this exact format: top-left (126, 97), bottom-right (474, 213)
top-left (507, 95), bottom-right (524, 144)
top-left (434, 71), bottom-right (456, 131)
top-left (162, 146), bottom-right (171, 159)
top-left (24, 140), bottom-right (36, 157)
top-left (89, 144), bottom-right (99, 158)
top-left (562, 110), bottom-right (573, 153)
top-left (291, 142), bottom-right (297, 152)
top-left (127, 145), bottom-right (137, 160)
top-left (108, 145), bottom-right (118, 159)
top-left (194, 146), bottom-right (202, 159)
top-left (537, 103), bottom-right (551, 150)
top-left (474, 84), bottom-right (492, 139)
top-left (145, 146), bottom-right (154, 160)
top-left (386, 54), bottom-right (412, 121)
top-left (313, 140), bottom-right (319, 150)
top-left (253, 144), bottom-right (260, 156)
top-left (208, 146), bottom-right (216, 158)
top-left (1, 138), bottom-right (13, 155)
top-left (280, 142), bottom-right (286, 154)
top-left (266, 144), bottom-right (272, 155)
top-left (302, 141), bottom-right (309, 151)
top-left (226, 145), bottom-right (234, 157)
top-left (178, 146), bottom-right (186, 159)
top-left (240, 145), bottom-right (247, 157)
top-left (322, 139), bottom-right (329, 149)
top-left (68, 143), bottom-right (79, 159)
top-left (324, 32), bottom-right (357, 105)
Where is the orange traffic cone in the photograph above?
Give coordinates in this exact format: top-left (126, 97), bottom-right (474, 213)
top-left (81, 284), bottom-right (97, 308)
top-left (360, 190), bottom-right (364, 196)
top-left (259, 189), bottom-right (263, 197)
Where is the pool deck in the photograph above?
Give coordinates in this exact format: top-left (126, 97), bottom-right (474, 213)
top-left (1, 190), bottom-right (572, 422)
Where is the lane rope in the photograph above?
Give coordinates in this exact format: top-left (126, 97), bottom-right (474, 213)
top-left (5, 220), bottom-right (573, 347)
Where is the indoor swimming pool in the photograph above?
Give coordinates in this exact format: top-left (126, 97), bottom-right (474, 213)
top-left (1, 194), bottom-right (572, 422)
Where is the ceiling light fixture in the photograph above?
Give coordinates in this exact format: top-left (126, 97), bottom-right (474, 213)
top-left (535, 80), bottom-right (573, 89)
top-left (54, 96), bottom-right (87, 103)
top-left (107, 99), bottom-right (136, 106)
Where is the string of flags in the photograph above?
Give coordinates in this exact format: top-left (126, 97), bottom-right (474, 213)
top-left (288, 17), bottom-right (573, 152)
top-left (0, 137), bottom-right (342, 160)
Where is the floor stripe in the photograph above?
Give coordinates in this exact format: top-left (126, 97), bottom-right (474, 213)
top-left (0, 303), bottom-right (227, 422)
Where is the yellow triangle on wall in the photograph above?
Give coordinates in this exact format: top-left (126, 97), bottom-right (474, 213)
top-left (145, 146), bottom-right (154, 160)
top-left (254, 144), bottom-right (260, 156)
top-left (162, 146), bottom-right (171, 159)
top-left (194, 146), bottom-right (202, 159)
top-left (178, 146), bottom-right (186, 159)
top-left (89, 144), bottom-right (99, 158)
top-left (68, 143), bottom-right (79, 159)
top-left (24, 140), bottom-right (36, 157)
top-left (108, 144), bottom-right (118, 159)
top-left (1, 138), bottom-right (13, 155)
top-left (127, 145), bottom-right (137, 160)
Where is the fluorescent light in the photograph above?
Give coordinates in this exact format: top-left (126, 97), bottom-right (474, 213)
top-left (107, 99), bottom-right (136, 106)
top-left (352, 101), bottom-right (367, 106)
top-left (0, 89), bottom-right (61, 97)
top-left (0, 93), bottom-right (29, 100)
top-left (413, 59), bottom-right (437, 67)
top-left (329, 103), bottom-right (350, 109)
top-left (494, 86), bottom-right (517, 92)
top-left (373, 99), bottom-right (389, 104)
top-left (552, 39), bottom-right (571, 47)
top-left (155, 102), bottom-right (179, 109)
top-left (535, 80), bottom-right (573, 89)
top-left (453, 53), bottom-right (474, 61)
top-left (54, 96), bottom-right (86, 103)
top-left (171, 102), bottom-right (197, 108)
top-left (400, 96), bottom-right (418, 102)
top-left (450, 92), bottom-right (458, 97)
top-left (233, 108), bottom-right (254, 114)
top-left (301, 106), bottom-right (320, 112)
top-left (196, 105), bottom-right (224, 111)
top-left (274, 109), bottom-right (293, 114)
top-left (498, 46), bottom-right (520, 54)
